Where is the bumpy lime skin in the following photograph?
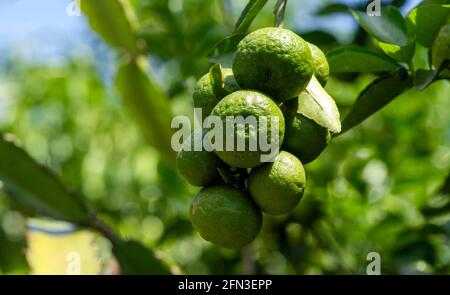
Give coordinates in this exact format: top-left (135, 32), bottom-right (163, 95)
top-left (211, 90), bottom-right (285, 168)
top-left (283, 112), bottom-right (331, 164)
top-left (308, 43), bottom-right (330, 87)
top-left (248, 151), bottom-right (306, 215)
top-left (233, 27), bottom-right (313, 102)
top-left (193, 68), bottom-right (240, 117)
top-left (176, 131), bottom-right (224, 186)
top-left (190, 185), bottom-right (262, 249)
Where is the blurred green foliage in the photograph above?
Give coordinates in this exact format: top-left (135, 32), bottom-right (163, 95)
top-left (0, 0), bottom-right (449, 274)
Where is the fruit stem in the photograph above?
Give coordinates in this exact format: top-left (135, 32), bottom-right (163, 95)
top-left (273, 0), bottom-right (288, 27)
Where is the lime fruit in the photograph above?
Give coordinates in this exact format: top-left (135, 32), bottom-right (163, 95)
top-left (248, 151), bottom-right (306, 215)
top-left (211, 90), bottom-right (285, 168)
top-left (283, 109), bottom-right (331, 164)
top-left (432, 24), bottom-right (450, 71)
top-left (193, 68), bottom-right (240, 117)
top-left (177, 130), bottom-right (224, 186)
top-left (308, 43), bottom-right (330, 87)
top-left (233, 27), bottom-right (313, 102)
top-left (190, 185), bottom-right (262, 249)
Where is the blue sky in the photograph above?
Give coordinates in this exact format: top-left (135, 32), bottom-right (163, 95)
top-left (0, 0), bottom-right (423, 63)
top-left (0, 0), bottom-right (89, 62)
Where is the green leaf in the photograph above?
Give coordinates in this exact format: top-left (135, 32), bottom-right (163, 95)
top-left (317, 3), bottom-right (349, 15)
top-left (115, 57), bottom-right (176, 165)
top-left (209, 64), bottom-right (231, 98)
top-left (0, 135), bottom-right (90, 225)
top-left (207, 34), bottom-right (246, 67)
top-left (112, 239), bottom-right (171, 274)
top-left (341, 73), bottom-right (413, 133)
top-left (352, 6), bottom-right (409, 46)
top-left (234, 0), bottom-right (269, 34)
top-left (415, 69), bottom-right (439, 90)
top-left (327, 46), bottom-right (400, 73)
top-left (378, 18), bottom-right (416, 62)
top-left (295, 76), bottom-right (342, 134)
top-left (80, 0), bottom-right (139, 53)
top-left (408, 4), bottom-right (450, 48)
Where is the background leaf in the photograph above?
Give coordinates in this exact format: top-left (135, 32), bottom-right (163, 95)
top-left (207, 34), bottom-right (246, 66)
top-left (352, 6), bottom-right (409, 46)
top-left (80, 0), bottom-right (139, 53)
top-left (341, 73), bottom-right (413, 133)
top-left (112, 239), bottom-right (171, 274)
top-left (115, 58), bottom-right (176, 165)
top-left (327, 46), bottom-right (400, 73)
top-left (408, 4), bottom-right (450, 48)
top-left (0, 136), bottom-right (90, 225)
top-left (234, 0), bottom-right (269, 34)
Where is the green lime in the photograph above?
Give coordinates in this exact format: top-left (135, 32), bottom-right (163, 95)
top-left (211, 90), bottom-right (285, 168)
top-left (308, 43), bottom-right (330, 87)
top-left (432, 24), bottom-right (450, 71)
top-left (248, 151), bottom-right (306, 215)
top-left (282, 107), bottom-right (331, 164)
top-left (190, 185), bottom-right (262, 249)
top-left (177, 130), bottom-right (224, 186)
top-left (233, 27), bottom-right (313, 102)
top-left (193, 68), bottom-right (240, 117)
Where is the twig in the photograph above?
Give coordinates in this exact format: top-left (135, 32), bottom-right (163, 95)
top-left (89, 215), bottom-right (121, 243)
top-left (273, 0), bottom-right (288, 27)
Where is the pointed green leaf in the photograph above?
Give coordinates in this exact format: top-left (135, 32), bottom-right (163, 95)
top-left (378, 18), bottom-right (416, 62)
top-left (112, 240), bottom-right (171, 274)
top-left (0, 135), bottom-right (90, 225)
top-left (234, 0), bottom-right (269, 34)
top-left (327, 46), bottom-right (400, 73)
top-left (80, 0), bottom-right (140, 53)
top-left (341, 74), bottom-right (413, 133)
top-left (352, 6), bottom-right (409, 46)
top-left (408, 4), bottom-right (450, 48)
top-left (295, 76), bottom-right (342, 134)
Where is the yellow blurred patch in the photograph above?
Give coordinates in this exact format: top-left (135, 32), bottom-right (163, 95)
top-left (26, 220), bottom-right (101, 275)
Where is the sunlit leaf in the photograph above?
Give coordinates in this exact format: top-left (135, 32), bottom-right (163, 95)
top-left (294, 76), bottom-right (341, 134)
top-left (408, 4), bottom-right (450, 48)
top-left (352, 6), bottom-right (409, 46)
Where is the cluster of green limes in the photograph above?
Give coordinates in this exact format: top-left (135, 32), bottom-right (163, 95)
top-left (177, 27), bottom-right (332, 249)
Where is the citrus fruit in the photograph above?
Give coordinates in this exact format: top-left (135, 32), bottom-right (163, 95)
top-left (193, 68), bottom-right (240, 117)
top-left (232, 27), bottom-right (313, 102)
top-left (248, 151), bottom-right (306, 215)
top-left (283, 110), bottom-right (331, 164)
top-left (211, 90), bottom-right (285, 168)
top-left (432, 24), bottom-right (450, 71)
top-left (176, 130), bottom-right (224, 186)
top-left (308, 42), bottom-right (330, 87)
top-left (190, 185), bottom-right (262, 249)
